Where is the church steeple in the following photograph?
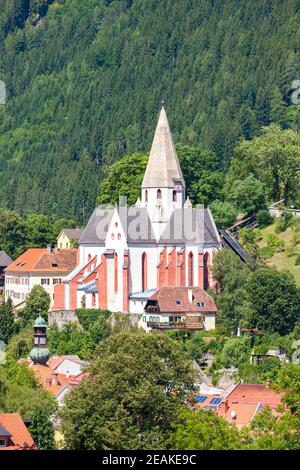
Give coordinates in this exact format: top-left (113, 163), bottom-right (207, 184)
top-left (142, 104), bottom-right (185, 189)
top-left (141, 105), bottom-right (186, 228)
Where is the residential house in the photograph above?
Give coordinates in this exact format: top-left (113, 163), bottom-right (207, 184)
top-left (5, 247), bottom-right (77, 309)
top-left (57, 229), bottom-right (83, 249)
top-left (20, 355), bottom-right (87, 406)
top-left (0, 413), bottom-right (36, 450)
top-left (141, 286), bottom-right (217, 331)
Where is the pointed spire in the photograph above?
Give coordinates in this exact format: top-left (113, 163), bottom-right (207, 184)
top-left (142, 104), bottom-right (185, 188)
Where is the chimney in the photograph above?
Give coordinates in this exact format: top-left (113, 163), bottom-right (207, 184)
top-left (47, 244), bottom-right (52, 253)
top-left (51, 372), bottom-right (59, 386)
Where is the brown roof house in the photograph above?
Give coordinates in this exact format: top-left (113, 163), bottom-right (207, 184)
top-left (141, 286), bottom-right (217, 332)
top-left (5, 246), bottom-right (77, 309)
top-left (0, 413), bottom-right (36, 450)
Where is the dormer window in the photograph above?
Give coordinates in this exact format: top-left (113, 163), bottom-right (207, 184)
top-left (197, 302), bottom-right (205, 308)
top-left (157, 189), bottom-right (162, 199)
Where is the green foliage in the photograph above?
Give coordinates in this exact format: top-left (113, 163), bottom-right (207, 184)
top-left (47, 323), bottom-right (92, 359)
top-left (6, 325), bottom-right (33, 360)
top-left (0, 358), bottom-right (56, 419)
top-left (231, 125), bottom-right (300, 205)
top-left (212, 249), bottom-right (251, 331)
top-left (47, 316), bottom-right (111, 359)
top-left (0, 208), bottom-right (77, 259)
top-left (176, 144), bottom-right (224, 206)
top-left (168, 407), bottom-right (243, 450)
top-left (19, 285), bottom-right (50, 324)
top-left (97, 153), bottom-right (148, 206)
top-left (219, 337), bottom-right (251, 368)
top-left (210, 201), bottom-right (238, 229)
top-left (256, 210), bottom-right (274, 228)
top-left (0, 298), bottom-right (15, 343)
top-left (60, 330), bottom-right (194, 450)
top-left (1, 1), bottom-right (300, 219)
top-left (76, 308), bottom-right (110, 330)
top-left (275, 212), bottom-right (295, 233)
top-left (29, 408), bottom-right (56, 450)
top-left (247, 268), bottom-right (300, 335)
top-left (226, 174), bottom-right (265, 215)
top-left (265, 232), bottom-right (284, 251)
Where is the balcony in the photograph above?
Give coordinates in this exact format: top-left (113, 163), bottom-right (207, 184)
top-left (147, 319), bottom-right (204, 331)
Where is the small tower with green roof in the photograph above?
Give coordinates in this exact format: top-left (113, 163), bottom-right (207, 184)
top-left (30, 316), bottom-right (50, 365)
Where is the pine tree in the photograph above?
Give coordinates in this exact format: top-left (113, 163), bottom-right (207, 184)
top-left (0, 298), bottom-right (15, 344)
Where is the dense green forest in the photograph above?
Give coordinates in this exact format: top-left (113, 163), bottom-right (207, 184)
top-left (1, 0), bottom-right (300, 222)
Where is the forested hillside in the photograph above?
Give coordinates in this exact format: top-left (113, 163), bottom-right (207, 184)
top-left (1, 0), bottom-right (300, 222)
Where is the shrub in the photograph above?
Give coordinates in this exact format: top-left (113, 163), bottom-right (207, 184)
top-left (260, 245), bottom-right (276, 258)
top-left (266, 233), bottom-right (284, 251)
top-left (295, 254), bottom-right (300, 266)
top-left (256, 210), bottom-right (273, 228)
top-left (75, 309), bottom-right (111, 330)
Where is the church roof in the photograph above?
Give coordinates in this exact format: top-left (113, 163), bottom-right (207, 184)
top-left (80, 208), bottom-right (114, 244)
top-left (142, 105), bottom-right (185, 188)
top-left (159, 207), bottom-right (221, 245)
top-left (80, 206), bottom-right (157, 245)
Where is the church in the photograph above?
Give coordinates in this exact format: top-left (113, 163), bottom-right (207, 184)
top-left (53, 105), bottom-right (221, 320)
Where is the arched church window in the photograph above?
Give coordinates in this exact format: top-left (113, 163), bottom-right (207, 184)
top-left (173, 191), bottom-right (177, 202)
top-left (114, 253), bottom-right (118, 293)
top-left (142, 252), bottom-right (148, 292)
top-left (188, 252), bottom-right (194, 287)
top-left (204, 252), bottom-right (210, 290)
top-left (145, 190), bottom-right (148, 203)
top-left (157, 189), bottom-right (162, 199)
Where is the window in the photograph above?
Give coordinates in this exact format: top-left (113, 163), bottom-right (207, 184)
top-left (145, 190), bottom-right (148, 203)
top-left (173, 191), bottom-right (177, 202)
top-left (0, 439), bottom-right (7, 447)
top-left (66, 243), bottom-right (69, 248)
top-left (188, 252), bottom-right (194, 286)
top-left (41, 278), bottom-right (50, 286)
top-left (34, 337), bottom-right (39, 345)
top-left (176, 300), bottom-right (181, 305)
top-left (53, 278), bottom-right (61, 285)
top-left (114, 253), bottom-right (118, 293)
top-left (92, 292), bottom-right (96, 306)
top-left (197, 302), bottom-right (205, 308)
top-left (142, 252), bottom-right (147, 292)
top-left (157, 189), bottom-right (162, 199)
top-left (39, 337), bottom-right (46, 345)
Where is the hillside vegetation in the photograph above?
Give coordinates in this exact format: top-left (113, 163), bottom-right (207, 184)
top-left (1, 0), bottom-right (300, 221)
top-left (259, 218), bottom-right (300, 286)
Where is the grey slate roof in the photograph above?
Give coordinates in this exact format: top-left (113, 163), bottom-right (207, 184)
top-left (80, 206), bottom-right (157, 245)
top-left (61, 228), bottom-right (83, 240)
top-left (142, 105), bottom-right (185, 188)
top-left (80, 206), bottom-right (220, 246)
top-left (80, 208), bottom-right (114, 244)
top-left (0, 250), bottom-right (12, 267)
top-left (159, 207), bottom-right (221, 245)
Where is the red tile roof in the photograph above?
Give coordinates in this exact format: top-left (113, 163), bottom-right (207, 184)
top-left (218, 403), bottom-right (259, 430)
top-left (5, 248), bottom-right (77, 273)
top-left (224, 383), bottom-right (282, 408)
top-left (147, 286), bottom-right (217, 313)
top-left (0, 413), bottom-right (36, 450)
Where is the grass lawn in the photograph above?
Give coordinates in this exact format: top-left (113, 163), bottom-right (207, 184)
top-left (259, 221), bottom-right (300, 286)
